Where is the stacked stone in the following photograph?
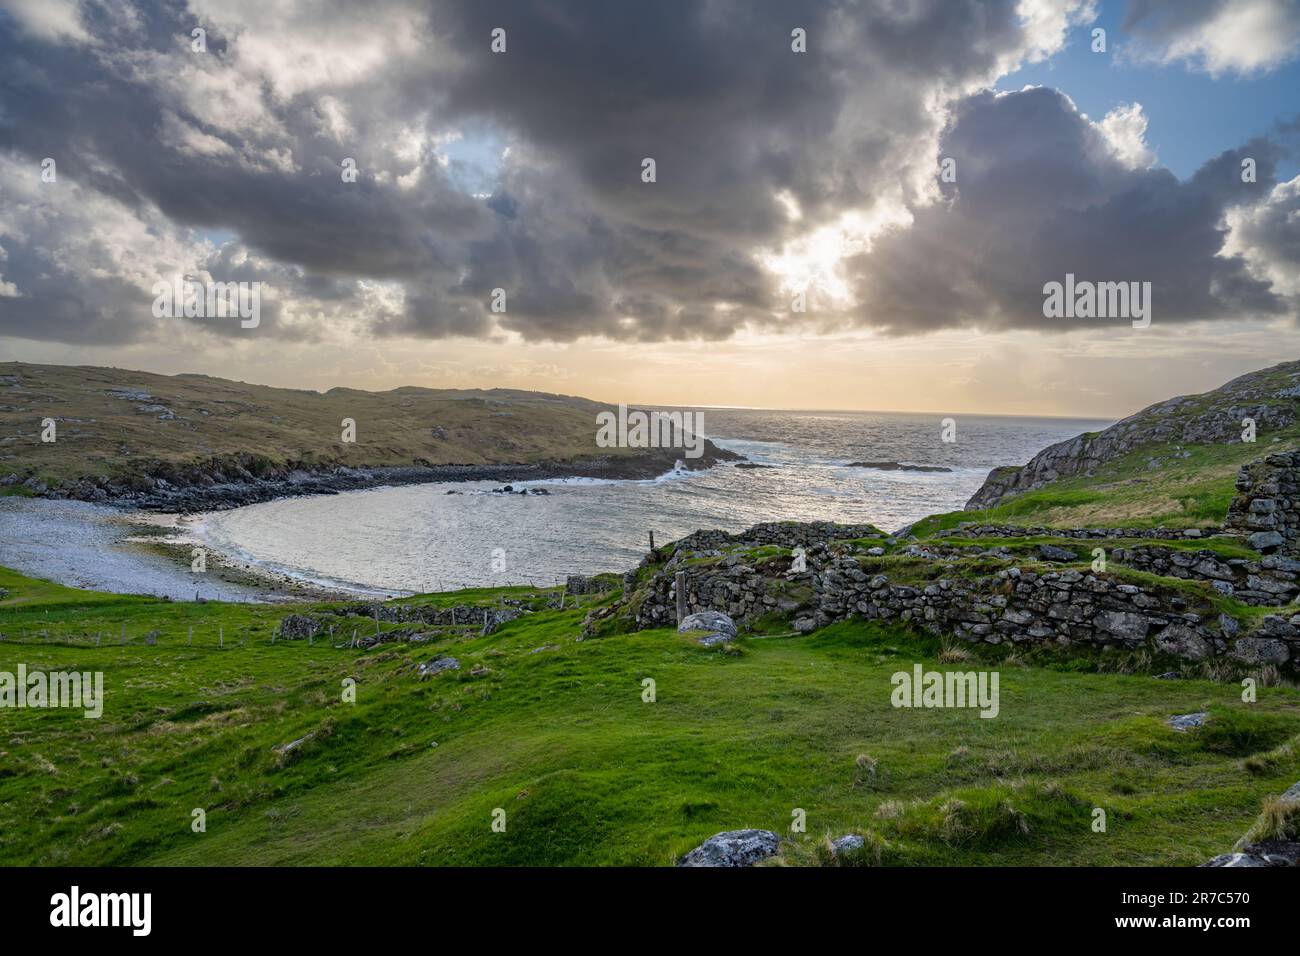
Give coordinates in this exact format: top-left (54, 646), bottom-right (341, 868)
top-left (622, 538), bottom-right (1300, 668)
top-left (634, 548), bottom-right (813, 629)
top-left (938, 524), bottom-right (1214, 541)
top-left (1110, 546), bottom-right (1300, 606)
top-left (565, 574), bottom-right (603, 595)
top-left (813, 557), bottom-right (1300, 667)
top-left (1225, 451), bottom-right (1300, 553)
top-left (285, 602), bottom-right (527, 633)
top-left (665, 521), bottom-right (884, 555)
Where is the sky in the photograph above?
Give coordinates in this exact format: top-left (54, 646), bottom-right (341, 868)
top-left (0, 0), bottom-right (1298, 417)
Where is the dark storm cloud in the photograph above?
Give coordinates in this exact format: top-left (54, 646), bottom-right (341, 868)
top-left (0, 0), bottom-right (1295, 348)
top-left (844, 87), bottom-right (1292, 333)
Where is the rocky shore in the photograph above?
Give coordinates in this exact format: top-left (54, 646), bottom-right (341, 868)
top-left (20, 445), bottom-right (739, 513)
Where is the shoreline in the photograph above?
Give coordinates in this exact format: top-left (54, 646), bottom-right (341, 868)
top-left (0, 455), bottom-right (740, 604)
top-left (30, 446), bottom-right (742, 514)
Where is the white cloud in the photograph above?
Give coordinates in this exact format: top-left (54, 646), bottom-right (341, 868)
top-left (1098, 102), bottom-right (1156, 169)
top-left (0, 0), bottom-right (91, 44)
top-left (1124, 0), bottom-right (1300, 76)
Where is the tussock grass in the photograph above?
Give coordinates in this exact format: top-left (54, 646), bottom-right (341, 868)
top-left (1236, 797), bottom-right (1300, 848)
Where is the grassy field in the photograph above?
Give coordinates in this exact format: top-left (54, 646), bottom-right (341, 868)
top-left (0, 362), bottom-right (648, 489)
top-left (2, 565), bottom-right (1297, 867)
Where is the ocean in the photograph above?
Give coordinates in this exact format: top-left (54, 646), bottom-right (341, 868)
top-left (191, 408), bottom-right (1112, 595)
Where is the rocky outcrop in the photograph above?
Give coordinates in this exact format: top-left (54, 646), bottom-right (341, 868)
top-left (677, 829), bottom-right (781, 867)
top-left (1224, 451), bottom-right (1300, 553)
top-left (966, 362), bottom-right (1300, 510)
top-left (847, 461), bottom-right (951, 473)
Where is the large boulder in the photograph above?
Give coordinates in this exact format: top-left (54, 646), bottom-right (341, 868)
top-left (678, 610), bottom-right (738, 645)
top-left (677, 829), bottom-right (780, 867)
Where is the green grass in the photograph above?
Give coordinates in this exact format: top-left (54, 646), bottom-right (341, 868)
top-left (2, 567), bottom-right (1297, 867)
top-left (918, 534), bottom-right (1260, 561)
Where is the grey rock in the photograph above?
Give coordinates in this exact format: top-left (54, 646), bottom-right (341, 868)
top-left (1038, 544), bottom-right (1078, 562)
top-left (677, 829), bottom-right (781, 867)
top-left (831, 834), bottom-right (866, 856)
top-left (696, 632), bottom-right (733, 647)
top-left (273, 732), bottom-right (316, 754)
top-left (417, 656), bottom-right (460, 676)
top-left (1203, 841), bottom-right (1300, 868)
top-left (1202, 850), bottom-right (1274, 867)
top-left (1094, 610), bottom-right (1152, 642)
top-left (1168, 712), bottom-right (1208, 732)
top-left (678, 611), bottom-right (738, 641)
top-left (1229, 637), bottom-right (1290, 666)
top-left (1154, 624), bottom-right (1211, 661)
top-left (1248, 530), bottom-right (1285, 552)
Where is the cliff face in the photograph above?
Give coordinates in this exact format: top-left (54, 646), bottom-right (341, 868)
top-left (966, 361), bottom-right (1300, 510)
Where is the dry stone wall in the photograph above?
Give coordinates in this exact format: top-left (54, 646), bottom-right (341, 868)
top-left (1225, 451), bottom-right (1300, 553)
top-left (613, 523), bottom-right (1300, 670)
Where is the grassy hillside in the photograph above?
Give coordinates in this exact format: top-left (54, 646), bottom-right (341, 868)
top-left (0, 362), bottom-right (657, 490)
top-left (959, 359), bottom-right (1300, 529)
top-left (2, 565), bottom-right (1297, 866)
top-left (917, 431), bottom-right (1300, 536)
